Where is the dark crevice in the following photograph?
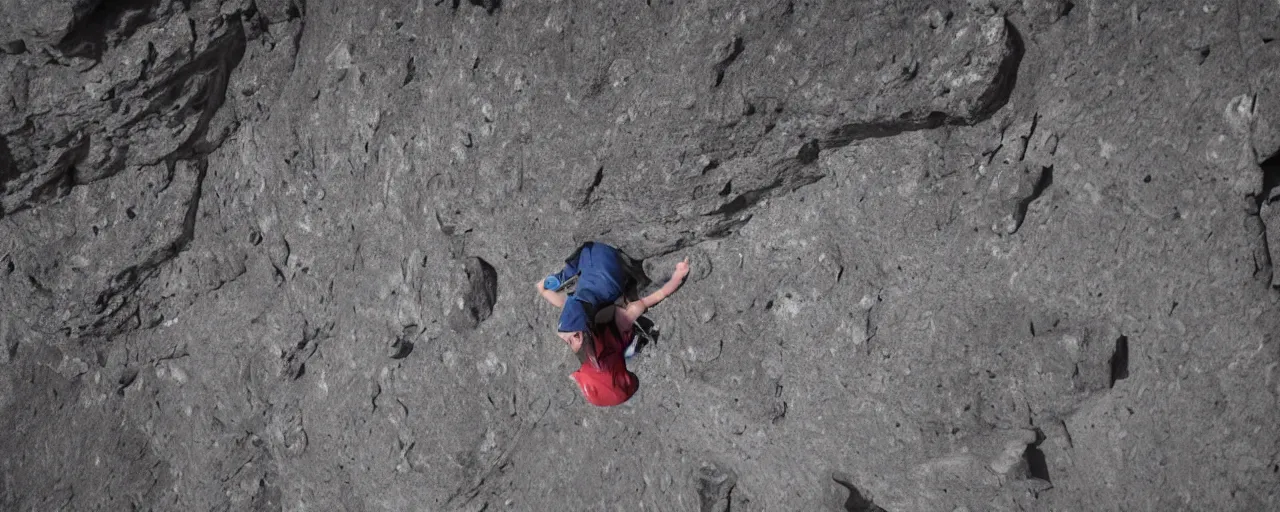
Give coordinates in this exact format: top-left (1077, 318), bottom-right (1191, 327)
top-left (706, 160), bottom-right (823, 218)
top-left (704, 215), bottom-right (752, 240)
top-left (116, 367), bottom-right (139, 395)
top-left (718, 180), bottom-right (733, 197)
top-left (796, 139), bottom-right (820, 164)
top-left (389, 326), bottom-right (416, 359)
top-left (402, 56), bottom-right (416, 86)
top-left (582, 166), bottom-right (605, 206)
top-left (822, 111), bottom-right (947, 148)
top-left (174, 19), bottom-right (249, 158)
top-left (697, 463), bottom-right (737, 512)
top-left (448, 256), bottom-right (499, 331)
top-left (56, 0), bottom-right (165, 61)
top-left (467, 0), bottom-right (501, 14)
top-left (0, 135), bottom-right (16, 192)
top-left (281, 321), bottom-right (332, 380)
top-left (286, 0), bottom-right (304, 20)
top-left (1254, 220), bottom-right (1272, 282)
top-left (712, 36), bottom-right (744, 88)
top-left (1012, 165), bottom-right (1054, 233)
top-left (1197, 46), bottom-right (1211, 65)
top-left (832, 474), bottom-right (886, 512)
top-left (1023, 429), bottom-right (1051, 483)
top-left (1018, 113), bottom-right (1039, 162)
top-left (0, 39), bottom-right (26, 54)
top-left (1109, 335), bottom-right (1130, 387)
top-left (708, 189), bottom-right (761, 217)
top-left (1061, 2), bottom-right (1075, 17)
top-left (1256, 152), bottom-right (1280, 207)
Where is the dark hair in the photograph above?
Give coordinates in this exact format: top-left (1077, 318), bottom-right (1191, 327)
top-left (574, 326), bottom-right (599, 367)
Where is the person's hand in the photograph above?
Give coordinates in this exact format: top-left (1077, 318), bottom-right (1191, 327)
top-left (673, 257), bottom-right (690, 280)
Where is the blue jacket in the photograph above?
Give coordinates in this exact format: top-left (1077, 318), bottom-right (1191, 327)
top-left (554, 242), bottom-right (627, 332)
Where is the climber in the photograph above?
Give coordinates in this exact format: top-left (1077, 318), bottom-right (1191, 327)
top-left (535, 241), bottom-right (648, 338)
top-left (536, 242), bottom-right (690, 406)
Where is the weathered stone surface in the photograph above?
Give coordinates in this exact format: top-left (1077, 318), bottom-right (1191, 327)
top-left (0, 0), bottom-right (98, 44)
top-left (2, 0), bottom-right (1280, 511)
top-left (572, 5), bottom-right (1024, 258)
top-left (447, 256), bottom-right (498, 332)
top-left (1, 159), bottom-right (204, 335)
top-left (0, 1), bottom-right (250, 217)
top-left (1262, 201), bottom-right (1280, 287)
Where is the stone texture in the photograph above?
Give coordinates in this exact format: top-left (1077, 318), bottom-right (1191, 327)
top-left (1, 0), bottom-right (1279, 511)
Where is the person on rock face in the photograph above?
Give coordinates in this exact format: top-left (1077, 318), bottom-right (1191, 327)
top-left (536, 242), bottom-right (691, 406)
top-left (537, 242), bottom-right (645, 337)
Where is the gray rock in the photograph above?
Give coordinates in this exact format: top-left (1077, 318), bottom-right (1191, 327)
top-left (2, 1), bottom-right (1279, 511)
top-left (448, 256), bottom-right (498, 332)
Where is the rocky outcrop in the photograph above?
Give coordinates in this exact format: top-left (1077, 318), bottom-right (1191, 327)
top-left (573, 6), bottom-right (1024, 258)
top-left (0, 0), bottom-right (245, 216)
top-left (0, 0), bottom-right (301, 335)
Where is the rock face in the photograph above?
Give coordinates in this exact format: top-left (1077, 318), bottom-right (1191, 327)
top-left (2, 0), bottom-right (1280, 510)
top-left (0, 0), bottom-right (301, 336)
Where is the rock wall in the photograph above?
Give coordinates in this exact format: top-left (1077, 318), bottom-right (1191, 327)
top-left (2, 0), bottom-right (1279, 510)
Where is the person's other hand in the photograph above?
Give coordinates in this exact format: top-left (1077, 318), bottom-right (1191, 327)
top-left (674, 257), bottom-right (690, 280)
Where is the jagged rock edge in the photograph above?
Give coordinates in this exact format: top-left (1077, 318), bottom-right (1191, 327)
top-left (675, 21), bottom-right (1025, 259)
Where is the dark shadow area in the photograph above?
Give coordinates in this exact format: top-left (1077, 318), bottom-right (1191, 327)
top-left (1256, 151), bottom-right (1280, 207)
top-left (454, 0), bottom-right (500, 14)
top-left (1013, 165), bottom-right (1054, 233)
top-left (822, 111), bottom-right (947, 148)
top-left (796, 139), bottom-right (820, 164)
top-left (713, 36), bottom-right (744, 88)
top-left (706, 160), bottom-right (824, 218)
top-left (0, 135), bottom-right (15, 194)
top-left (0, 39), bottom-right (26, 54)
top-left (116, 367), bottom-right (139, 395)
top-left (1109, 335), bottom-right (1130, 387)
top-left (697, 463), bottom-right (737, 512)
top-left (389, 329), bottom-right (415, 359)
top-left (970, 20), bottom-right (1025, 125)
top-left (832, 474), bottom-right (887, 512)
top-left (628, 315), bottom-right (660, 357)
top-left (56, 0), bottom-right (165, 61)
top-left (1024, 428), bottom-right (1051, 482)
top-left (448, 256), bottom-right (498, 332)
top-left (581, 166), bottom-right (604, 206)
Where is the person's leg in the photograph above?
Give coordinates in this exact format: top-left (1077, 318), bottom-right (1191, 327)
top-left (552, 242), bottom-right (589, 285)
top-left (593, 303), bottom-right (616, 325)
top-left (614, 249), bottom-right (650, 301)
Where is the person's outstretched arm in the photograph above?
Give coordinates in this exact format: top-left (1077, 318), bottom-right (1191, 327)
top-left (536, 280), bottom-right (568, 308)
top-left (616, 258), bottom-right (689, 333)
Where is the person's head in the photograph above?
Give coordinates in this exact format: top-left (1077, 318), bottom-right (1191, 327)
top-left (557, 299), bottom-right (599, 365)
top-left (557, 329), bottom-right (598, 366)
top-left (560, 327), bottom-right (593, 355)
